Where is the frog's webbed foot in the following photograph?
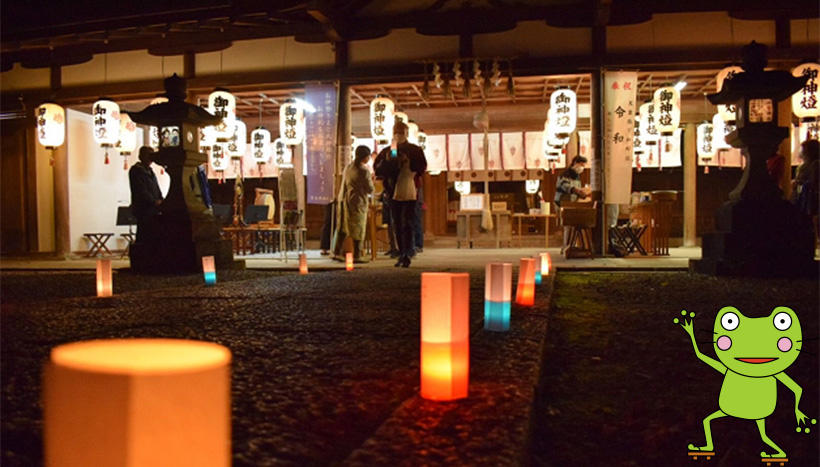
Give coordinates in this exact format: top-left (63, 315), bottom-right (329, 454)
top-left (795, 416), bottom-right (816, 434)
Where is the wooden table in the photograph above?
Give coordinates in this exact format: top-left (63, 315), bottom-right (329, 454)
top-left (120, 232), bottom-right (135, 259)
top-left (222, 225), bottom-right (305, 256)
top-left (512, 213), bottom-right (557, 248)
top-left (456, 211), bottom-right (512, 249)
top-left (83, 232), bottom-right (114, 257)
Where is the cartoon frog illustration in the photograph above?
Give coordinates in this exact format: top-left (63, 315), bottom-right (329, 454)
top-left (676, 306), bottom-right (816, 463)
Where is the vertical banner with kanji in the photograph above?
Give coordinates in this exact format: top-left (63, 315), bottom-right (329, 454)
top-left (305, 84), bottom-right (338, 204)
top-left (604, 71), bottom-right (638, 204)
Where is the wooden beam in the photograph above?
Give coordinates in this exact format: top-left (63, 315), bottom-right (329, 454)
top-left (349, 88), bottom-right (369, 107)
top-left (411, 84), bottom-right (430, 107)
top-left (306, 5), bottom-right (344, 43)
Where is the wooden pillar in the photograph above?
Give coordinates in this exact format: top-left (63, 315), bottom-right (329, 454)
top-left (336, 82), bottom-right (351, 191)
top-left (53, 139), bottom-right (70, 258)
top-left (778, 99), bottom-right (792, 199)
top-left (183, 52), bottom-right (196, 104)
top-left (334, 41), bottom-right (348, 70)
top-left (590, 67), bottom-right (605, 254)
top-left (683, 123), bottom-right (697, 246)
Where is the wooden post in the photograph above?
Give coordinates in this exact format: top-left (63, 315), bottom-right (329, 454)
top-left (53, 139), bottom-right (70, 258)
top-left (683, 123), bottom-right (697, 246)
top-left (778, 99), bottom-right (792, 199)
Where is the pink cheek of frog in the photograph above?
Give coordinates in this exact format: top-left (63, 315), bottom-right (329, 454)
top-left (777, 337), bottom-right (792, 352)
top-left (717, 335), bottom-right (732, 351)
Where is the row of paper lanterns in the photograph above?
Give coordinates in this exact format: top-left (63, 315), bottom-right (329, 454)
top-left (368, 96), bottom-right (428, 151)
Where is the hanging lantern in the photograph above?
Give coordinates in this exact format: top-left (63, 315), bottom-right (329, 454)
top-left (35, 103), bottom-right (65, 149)
top-left (96, 259), bottom-right (113, 298)
top-left (116, 114), bottom-right (138, 170)
top-left (792, 62), bottom-right (820, 120)
top-left (525, 179), bottom-right (540, 194)
top-left (202, 256), bottom-right (216, 285)
top-left (227, 120), bottom-right (247, 159)
top-left (515, 258), bottom-right (536, 307)
top-left (799, 120), bottom-right (820, 143)
top-left (279, 99), bottom-right (305, 146)
top-left (370, 95), bottom-right (395, 143)
top-left (394, 110), bottom-right (409, 126)
top-left (92, 98), bottom-right (120, 154)
top-left (209, 143), bottom-right (227, 181)
top-left (716, 66), bottom-right (743, 124)
top-left (696, 122), bottom-right (716, 161)
top-left (484, 263), bottom-right (512, 332)
top-left (299, 253), bottom-right (308, 275)
top-left (208, 89), bottom-right (236, 142)
top-left (420, 272), bottom-right (470, 401)
top-left (712, 113), bottom-right (732, 150)
top-left (653, 86), bottom-right (681, 136)
top-left (549, 88), bottom-right (577, 138)
top-left (638, 102), bottom-right (660, 147)
top-left (407, 120), bottom-right (419, 145)
top-left (273, 138), bottom-right (293, 168)
top-left (454, 181), bottom-right (471, 195)
top-left (542, 120), bottom-right (560, 161)
top-left (251, 127), bottom-right (271, 167)
top-left (200, 125), bottom-right (216, 152)
top-left (417, 131), bottom-right (428, 151)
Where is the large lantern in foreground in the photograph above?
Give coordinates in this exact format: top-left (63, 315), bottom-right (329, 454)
top-left (92, 98), bottom-right (120, 161)
top-left (792, 62), bottom-right (819, 120)
top-left (716, 66), bottom-right (743, 124)
top-left (36, 103), bottom-right (65, 149)
top-left (208, 89), bottom-right (236, 142)
top-left (279, 99), bottom-right (305, 146)
top-left (549, 88), bottom-right (577, 138)
top-left (370, 95), bottom-right (395, 143)
top-left (421, 272), bottom-right (470, 401)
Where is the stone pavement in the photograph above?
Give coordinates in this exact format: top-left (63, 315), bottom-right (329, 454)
top-left (1, 264), bottom-right (554, 466)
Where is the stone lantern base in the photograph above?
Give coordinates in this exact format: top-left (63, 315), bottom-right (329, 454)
top-left (691, 197), bottom-right (818, 278)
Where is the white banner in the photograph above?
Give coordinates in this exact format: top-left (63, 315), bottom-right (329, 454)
top-left (524, 131), bottom-right (545, 169)
top-left (604, 71), bottom-right (638, 204)
top-left (426, 134), bottom-right (447, 172)
top-left (447, 134), bottom-right (470, 170)
top-left (501, 132), bottom-right (525, 170)
top-left (470, 132), bottom-right (501, 170)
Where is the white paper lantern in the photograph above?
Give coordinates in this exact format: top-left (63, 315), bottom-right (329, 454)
top-left (279, 99), bottom-right (305, 146)
top-left (696, 122), bottom-right (716, 160)
top-left (92, 99), bottom-right (120, 147)
top-left (542, 120), bottom-right (560, 161)
top-left (394, 111), bottom-right (409, 126)
top-left (407, 121), bottom-right (420, 145)
top-left (227, 120), bottom-right (247, 159)
top-left (632, 116), bottom-right (644, 155)
top-left (454, 181), bottom-right (471, 195)
top-left (251, 127), bottom-right (271, 165)
top-left (799, 120), bottom-right (820, 143)
top-left (549, 89), bottom-right (577, 137)
top-left (712, 113), bottom-right (732, 150)
top-left (792, 62), bottom-right (820, 120)
top-left (273, 137), bottom-right (293, 168)
top-left (35, 103), bottom-right (65, 149)
top-left (210, 143), bottom-right (227, 172)
top-left (525, 179), bottom-right (540, 194)
top-left (417, 131), bottom-right (428, 151)
top-left (370, 96), bottom-right (395, 142)
top-left (638, 102), bottom-right (660, 146)
top-left (208, 89), bottom-right (236, 142)
top-left (117, 114), bottom-right (137, 155)
top-left (716, 66), bottom-right (743, 124)
top-left (653, 86), bottom-right (681, 136)
top-left (200, 125), bottom-right (216, 150)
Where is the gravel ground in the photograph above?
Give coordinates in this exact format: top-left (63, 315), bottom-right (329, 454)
top-left (531, 272), bottom-right (819, 467)
top-left (1, 267), bottom-right (553, 466)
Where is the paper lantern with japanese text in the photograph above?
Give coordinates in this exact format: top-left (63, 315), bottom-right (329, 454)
top-left (697, 122), bottom-right (716, 161)
top-left (208, 89), bottom-right (236, 142)
top-left (96, 259), bottom-right (112, 298)
top-left (251, 127), bottom-right (271, 165)
top-left (421, 272), bottom-right (470, 400)
top-left (117, 114), bottom-right (137, 155)
top-left (549, 89), bottom-right (577, 138)
top-left (92, 99), bottom-right (120, 148)
top-left (209, 143), bottom-right (227, 174)
top-left (792, 63), bottom-right (819, 120)
top-left (638, 102), bottom-right (660, 146)
top-left (280, 99), bottom-right (306, 146)
top-left (36, 103), bottom-right (65, 149)
top-left (515, 258), bottom-right (536, 306)
top-left (394, 111), bottom-right (409, 126)
top-left (716, 66), bottom-right (743, 124)
top-left (43, 338), bottom-right (231, 466)
top-left (484, 263), bottom-right (512, 332)
top-left (370, 96), bottom-right (395, 142)
top-left (653, 86), bottom-right (681, 136)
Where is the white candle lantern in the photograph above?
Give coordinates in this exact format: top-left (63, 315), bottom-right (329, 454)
top-left (370, 96), bottom-right (395, 143)
top-left (251, 127), bottom-right (271, 166)
top-left (653, 86), bottom-right (681, 136)
top-left (208, 89), bottom-right (236, 143)
top-left (92, 98), bottom-right (120, 149)
top-left (36, 103), bottom-right (65, 149)
top-left (279, 99), bottom-right (305, 146)
top-left (792, 62), bottom-right (820, 120)
top-left (549, 89), bottom-right (577, 138)
top-left (227, 119), bottom-right (247, 159)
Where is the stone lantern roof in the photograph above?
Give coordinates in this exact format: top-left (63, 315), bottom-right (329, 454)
top-left (126, 74), bottom-right (222, 128)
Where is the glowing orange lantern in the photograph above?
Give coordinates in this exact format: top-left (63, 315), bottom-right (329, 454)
top-left (421, 272), bottom-right (470, 401)
top-left (202, 256), bottom-right (216, 285)
top-left (299, 253), bottom-right (308, 275)
top-left (515, 258), bottom-right (536, 306)
top-left (96, 259), bottom-right (112, 298)
top-left (539, 252), bottom-right (551, 277)
top-left (485, 263), bottom-right (512, 332)
top-left (345, 252), bottom-right (354, 271)
top-left (44, 338), bottom-right (231, 467)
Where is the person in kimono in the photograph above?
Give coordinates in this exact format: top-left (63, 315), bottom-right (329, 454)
top-left (337, 145), bottom-right (375, 263)
top-left (129, 147), bottom-right (163, 243)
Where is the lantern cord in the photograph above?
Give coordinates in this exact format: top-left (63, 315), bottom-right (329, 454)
top-left (104, 53), bottom-right (108, 85)
top-left (258, 99), bottom-right (263, 126)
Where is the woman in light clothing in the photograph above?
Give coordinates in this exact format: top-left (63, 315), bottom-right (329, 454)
top-left (337, 145), bottom-right (375, 262)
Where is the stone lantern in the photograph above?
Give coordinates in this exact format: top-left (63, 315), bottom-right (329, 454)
top-left (126, 74), bottom-right (234, 274)
top-left (692, 42), bottom-right (816, 277)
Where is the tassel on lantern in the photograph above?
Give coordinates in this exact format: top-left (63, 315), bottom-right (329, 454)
top-left (705, 165), bottom-right (710, 174)
top-left (104, 151), bottom-right (110, 165)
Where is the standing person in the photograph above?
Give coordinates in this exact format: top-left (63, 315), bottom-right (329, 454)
top-left (338, 146), bottom-right (375, 262)
top-left (413, 184), bottom-right (424, 254)
top-left (319, 202), bottom-right (334, 255)
top-left (129, 147), bottom-right (164, 243)
top-left (374, 122), bottom-right (427, 267)
top-left (792, 140), bottom-right (819, 240)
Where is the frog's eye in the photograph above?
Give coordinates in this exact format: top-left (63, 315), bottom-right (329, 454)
top-left (721, 312), bottom-right (740, 331)
top-left (773, 312), bottom-right (792, 331)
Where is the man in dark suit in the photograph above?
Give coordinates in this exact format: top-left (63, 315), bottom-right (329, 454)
top-left (129, 147), bottom-right (164, 243)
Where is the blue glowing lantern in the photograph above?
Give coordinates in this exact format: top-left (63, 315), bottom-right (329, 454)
top-left (484, 262), bottom-right (512, 332)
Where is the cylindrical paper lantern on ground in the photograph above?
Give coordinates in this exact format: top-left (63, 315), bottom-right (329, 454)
top-left (96, 259), bottom-right (112, 298)
top-left (515, 258), bottom-right (536, 306)
top-left (299, 253), bottom-right (308, 275)
top-left (539, 252), bottom-right (551, 277)
top-left (421, 272), bottom-right (470, 400)
top-left (484, 263), bottom-right (512, 332)
top-left (345, 252), bottom-right (353, 271)
top-left (533, 255), bottom-right (542, 285)
top-left (44, 338), bottom-right (231, 467)
top-left (202, 256), bottom-right (216, 285)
